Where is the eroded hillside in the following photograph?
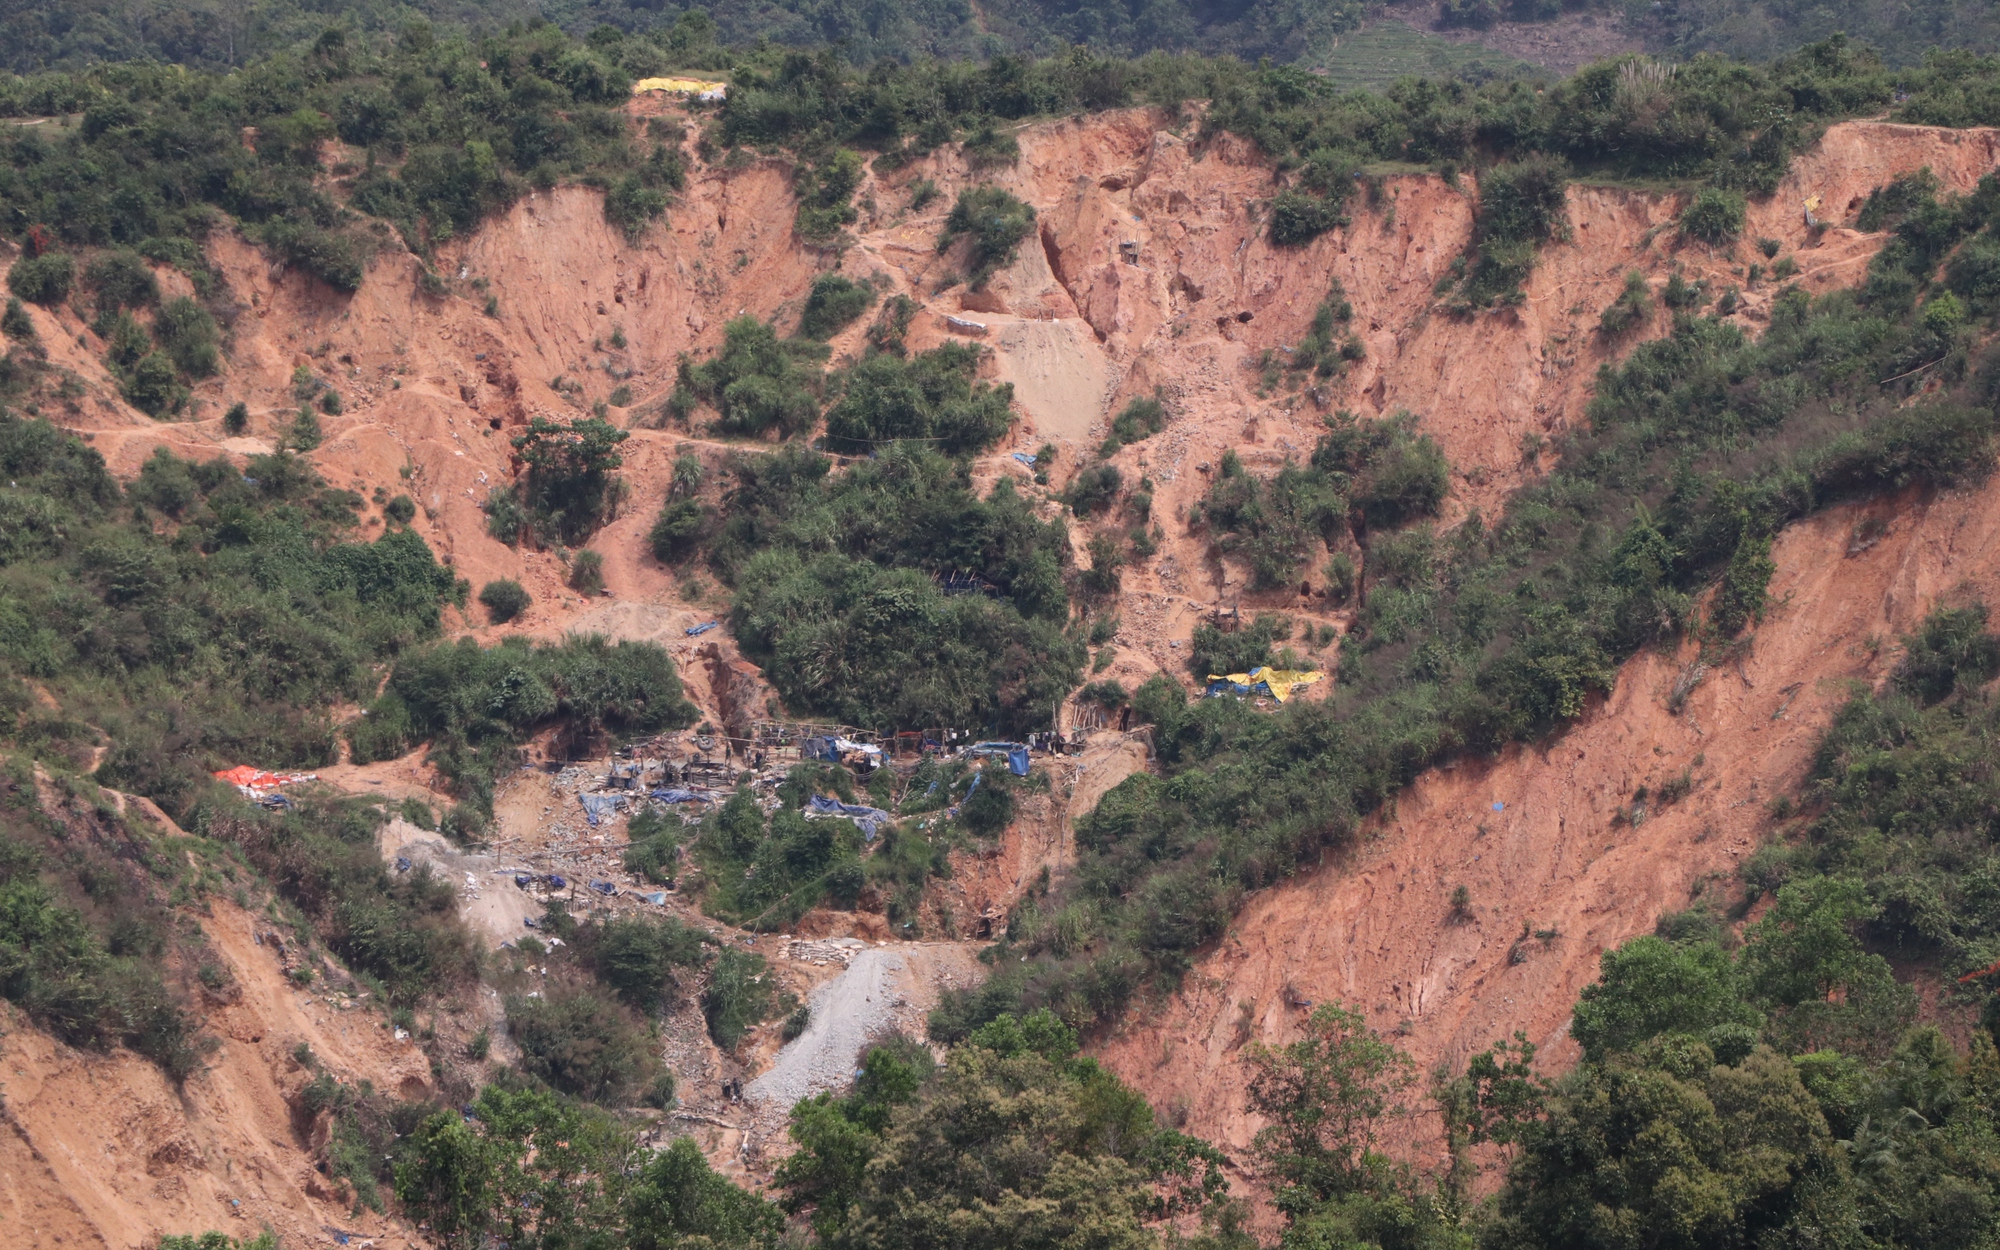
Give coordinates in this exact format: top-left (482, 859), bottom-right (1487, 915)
top-left (4, 98), bottom-right (2000, 1245)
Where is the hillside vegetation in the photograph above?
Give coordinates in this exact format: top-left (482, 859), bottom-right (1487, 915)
top-left (12, 11), bottom-right (2000, 1250)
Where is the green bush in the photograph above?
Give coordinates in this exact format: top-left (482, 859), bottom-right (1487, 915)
top-left (703, 947), bottom-right (780, 1050)
top-left (1893, 602), bottom-right (2000, 703)
top-left (221, 402), bottom-right (248, 435)
top-left (1598, 271), bottom-right (1652, 337)
top-left (569, 549), bottom-right (606, 596)
top-left (385, 493), bottom-right (416, 525)
top-left (154, 297), bottom-right (220, 378)
top-left (506, 981), bottom-right (665, 1103)
top-left (85, 250), bottom-right (158, 312)
top-left (1287, 284), bottom-right (1358, 380)
top-left (796, 273), bottom-right (876, 340)
top-left (1270, 188), bottom-right (1348, 247)
top-left (622, 806), bottom-right (685, 885)
top-left (1189, 612), bottom-right (1292, 680)
top-left (939, 186), bottom-right (1036, 286)
top-left (605, 174), bottom-right (669, 239)
top-left (354, 633), bottom-right (697, 811)
top-left (0, 808), bottom-right (200, 1082)
top-left (648, 498), bottom-right (708, 563)
top-left (1681, 187), bottom-right (1747, 245)
top-left (1066, 463), bottom-right (1123, 516)
top-left (1, 297), bottom-right (33, 341)
top-left (714, 444), bottom-right (1079, 735)
top-left (122, 352), bottom-right (185, 416)
top-left (7, 253), bottom-right (74, 306)
top-left (479, 579), bottom-right (532, 623)
top-left (794, 149), bottom-right (864, 243)
top-left (1100, 395), bottom-right (1168, 455)
top-left (1455, 156), bottom-right (1569, 306)
top-left (694, 784), bottom-right (874, 931)
top-left (959, 772), bottom-right (1015, 836)
top-left (822, 343), bottom-right (1014, 454)
top-left (500, 417), bottom-right (630, 547)
top-left (673, 316), bottom-right (826, 440)
top-left (285, 406), bottom-right (322, 451)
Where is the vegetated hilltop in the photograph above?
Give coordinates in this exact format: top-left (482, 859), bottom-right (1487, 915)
top-left (10, 27), bottom-right (2000, 1250)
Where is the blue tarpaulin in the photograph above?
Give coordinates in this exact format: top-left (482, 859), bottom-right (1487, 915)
top-left (580, 793), bottom-right (628, 826)
top-left (589, 880), bottom-right (618, 896)
top-left (685, 620), bottom-right (720, 636)
top-left (966, 741), bottom-right (1033, 776)
top-left (805, 793), bottom-right (893, 840)
top-left (650, 788), bottom-right (704, 803)
top-left (801, 734), bottom-right (841, 762)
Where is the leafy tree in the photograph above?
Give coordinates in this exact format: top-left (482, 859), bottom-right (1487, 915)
top-left (1571, 935), bottom-right (1760, 1061)
top-left (396, 1110), bottom-right (497, 1248)
top-left (628, 1137), bottom-right (784, 1250)
top-left (1484, 1040), bottom-right (1840, 1250)
top-left (822, 342), bottom-right (1015, 454)
top-left (673, 316), bottom-right (826, 440)
top-left (780, 1012), bottom-right (1231, 1250)
top-left (502, 417), bottom-right (630, 547)
top-left (1245, 1002), bottom-right (1415, 1210)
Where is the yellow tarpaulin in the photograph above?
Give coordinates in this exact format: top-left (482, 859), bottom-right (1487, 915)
top-left (1207, 667), bottom-right (1325, 702)
top-left (633, 77), bottom-right (729, 97)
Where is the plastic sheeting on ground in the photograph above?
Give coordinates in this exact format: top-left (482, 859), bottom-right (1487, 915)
top-left (632, 77), bottom-right (727, 100)
top-left (580, 793), bottom-right (628, 826)
top-left (650, 788), bottom-right (705, 804)
top-left (213, 765), bottom-right (318, 798)
top-left (804, 794), bottom-right (893, 840)
top-left (685, 620), bottom-right (721, 636)
top-left (1203, 666), bottom-right (1325, 702)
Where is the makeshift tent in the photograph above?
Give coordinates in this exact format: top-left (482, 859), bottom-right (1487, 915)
top-left (1203, 666), bottom-right (1324, 702)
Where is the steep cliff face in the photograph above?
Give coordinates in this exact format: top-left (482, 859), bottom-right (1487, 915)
top-left (2, 103), bottom-right (1996, 1243)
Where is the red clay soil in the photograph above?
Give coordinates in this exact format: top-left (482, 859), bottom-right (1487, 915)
top-left (1, 102), bottom-right (1997, 1239)
top-left (1, 892), bottom-right (438, 1250)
